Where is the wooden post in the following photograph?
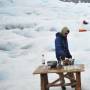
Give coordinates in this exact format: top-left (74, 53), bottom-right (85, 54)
top-left (75, 72), bottom-right (81, 90)
top-left (40, 74), bottom-right (49, 90)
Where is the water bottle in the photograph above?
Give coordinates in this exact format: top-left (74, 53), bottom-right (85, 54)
top-left (42, 54), bottom-right (45, 65)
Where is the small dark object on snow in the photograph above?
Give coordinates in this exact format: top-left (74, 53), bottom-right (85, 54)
top-left (83, 20), bottom-right (88, 25)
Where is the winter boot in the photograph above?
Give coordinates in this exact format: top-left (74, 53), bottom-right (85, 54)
top-left (61, 86), bottom-right (66, 90)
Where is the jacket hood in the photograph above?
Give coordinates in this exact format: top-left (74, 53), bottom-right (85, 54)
top-left (60, 27), bottom-right (70, 37)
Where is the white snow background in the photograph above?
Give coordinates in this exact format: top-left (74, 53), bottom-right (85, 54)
top-left (0, 0), bottom-right (90, 90)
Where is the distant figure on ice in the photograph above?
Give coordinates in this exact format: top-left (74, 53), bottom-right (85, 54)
top-left (55, 26), bottom-right (72, 61)
top-left (79, 20), bottom-right (89, 32)
top-left (83, 20), bottom-right (88, 25)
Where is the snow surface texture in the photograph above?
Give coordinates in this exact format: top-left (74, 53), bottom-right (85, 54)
top-left (0, 0), bottom-right (90, 90)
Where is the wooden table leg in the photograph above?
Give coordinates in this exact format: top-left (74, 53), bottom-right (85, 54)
top-left (40, 74), bottom-right (49, 90)
top-left (58, 73), bottom-right (65, 85)
top-left (75, 72), bottom-right (81, 90)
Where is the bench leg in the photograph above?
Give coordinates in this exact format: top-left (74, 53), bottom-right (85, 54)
top-left (75, 72), bottom-right (81, 90)
top-left (40, 74), bottom-right (49, 90)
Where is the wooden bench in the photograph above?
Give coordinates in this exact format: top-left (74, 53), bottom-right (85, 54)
top-left (33, 64), bottom-right (84, 90)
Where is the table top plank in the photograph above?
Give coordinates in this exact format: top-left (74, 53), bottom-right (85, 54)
top-left (33, 64), bottom-right (84, 74)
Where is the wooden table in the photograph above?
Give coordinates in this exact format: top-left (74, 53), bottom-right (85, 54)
top-left (33, 64), bottom-right (84, 90)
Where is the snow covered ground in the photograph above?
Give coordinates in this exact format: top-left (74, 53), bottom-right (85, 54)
top-left (0, 0), bottom-right (90, 90)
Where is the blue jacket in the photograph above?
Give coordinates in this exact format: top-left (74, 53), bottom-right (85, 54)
top-left (55, 32), bottom-right (72, 61)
